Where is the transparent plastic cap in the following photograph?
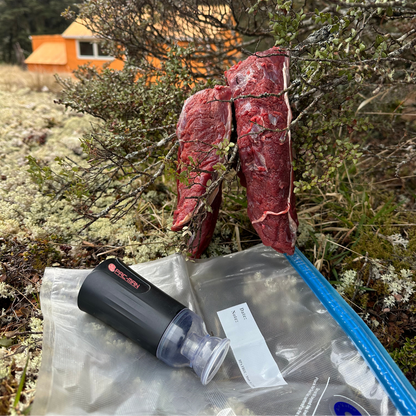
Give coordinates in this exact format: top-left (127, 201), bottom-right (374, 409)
top-left (156, 309), bottom-right (230, 385)
top-left (198, 337), bottom-right (230, 385)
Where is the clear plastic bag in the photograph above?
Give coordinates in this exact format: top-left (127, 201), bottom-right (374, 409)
top-left (33, 245), bottom-right (413, 415)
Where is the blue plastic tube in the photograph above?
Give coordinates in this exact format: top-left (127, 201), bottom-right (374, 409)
top-left (285, 248), bottom-right (416, 416)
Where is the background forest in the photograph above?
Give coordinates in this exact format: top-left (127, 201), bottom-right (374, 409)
top-left (1, 0), bottom-right (416, 414)
top-left (0, 0), bottom-right (74, 64)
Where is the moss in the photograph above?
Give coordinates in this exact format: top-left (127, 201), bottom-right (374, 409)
top-left (359, 293), bottom-right (369, 310)
top-left (390, 337), bottom-right (416, 387)
top-left (352, 230), bottom-right (415, 272)
top-left (406, 226), bottom-right (416, 253)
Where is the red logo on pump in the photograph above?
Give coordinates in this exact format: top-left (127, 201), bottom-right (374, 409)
top-left (108, 262), bottom-right (140, 290)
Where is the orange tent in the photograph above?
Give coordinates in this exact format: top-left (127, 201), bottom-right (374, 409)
top-left (25, 9), bottom-right (240, 75)
top-left (25, 21), bottom-right (123, 73)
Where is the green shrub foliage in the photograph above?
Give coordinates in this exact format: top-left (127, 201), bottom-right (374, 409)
top-left (28, 0), bottom-right (416, 223)
top-left (29, 46), bottom-right (206, 226)
top-left (250, 0), bottom-right (416, 190)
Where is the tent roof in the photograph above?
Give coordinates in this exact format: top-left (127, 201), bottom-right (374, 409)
top-left (62, 20), bottom-right (95, 39)
top-left (25, 42), bottom-right (67, 65)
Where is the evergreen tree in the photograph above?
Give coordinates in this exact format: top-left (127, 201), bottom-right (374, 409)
top-left (0, 0), bottom-right (74, 63)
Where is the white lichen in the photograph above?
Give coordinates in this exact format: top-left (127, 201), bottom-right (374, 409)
top-left (386, 233), bottom-right (409, 249)
top-left (378, 265), bottom-right (415, 306)
top-left (30, 317), bottom-right (43, 333)
top-left (338, 260), bottom-right (415, 309)
top-left (0, 282), bottom-right (15, 298)
top-left (0, 349), bottom-right (9, 379)
top-left (296, 221), bottom-right (315, 248)
top-left (361, 312), bottom-right (380, 328)
top-left (335, 269), bottom-right (360, 296)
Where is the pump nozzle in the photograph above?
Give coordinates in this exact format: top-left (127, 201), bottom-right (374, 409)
top-left (157, 309), bottom-right (230, 385)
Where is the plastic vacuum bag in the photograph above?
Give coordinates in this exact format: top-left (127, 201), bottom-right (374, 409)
top-left (33, 245), bottom-right (416, 415)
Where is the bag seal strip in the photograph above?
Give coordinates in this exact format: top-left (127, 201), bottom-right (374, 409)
top-left (285, 247), bottom-right (416, 416)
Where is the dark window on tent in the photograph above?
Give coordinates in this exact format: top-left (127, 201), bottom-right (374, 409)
top-left (97, 44), bottom-right (110, 57)
top-left (79, 42), bottom-right (94, 56)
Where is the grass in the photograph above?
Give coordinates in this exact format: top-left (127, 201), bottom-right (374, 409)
top-left (0, 64), bottom-right (70, 93)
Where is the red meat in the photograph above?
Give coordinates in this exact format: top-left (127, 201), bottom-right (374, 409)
top-left (186, 187), bottom-right (223, 258)
top-left (225, 47), bottom-right (298, 255)
top-left (171, 86), bottom-right (232, 256)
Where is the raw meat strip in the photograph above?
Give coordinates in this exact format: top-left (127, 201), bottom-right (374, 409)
top-left (186, 187), bottom-right (222, 258)
top-left (225, 47), bottom-right (298, 255)
top-left (171, 86), bottom-right (232, 256)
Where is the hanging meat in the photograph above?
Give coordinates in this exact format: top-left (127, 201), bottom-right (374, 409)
top-left (171, 86), bottom-right (233, 257)
top-left (225, 46), bottom-right (298, 255)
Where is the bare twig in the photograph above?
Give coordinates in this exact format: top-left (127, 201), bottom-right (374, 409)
top-left (334, 0), bottom-right (416, 10)
top-left (80, 142), bottom-right (179, 229)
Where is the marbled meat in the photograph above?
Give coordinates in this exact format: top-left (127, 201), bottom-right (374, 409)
top-left (171, 86), bottom-right (232, 257)
top-left (225, 47), bottom-right (298, 255)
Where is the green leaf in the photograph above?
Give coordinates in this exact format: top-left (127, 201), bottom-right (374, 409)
top-left (375, 35), bottom-right (384, 47)
top-left (368, 198), bottom-right (402, 225)
top-left (227, 194), bottom-right (248, 208)
top-left (0, 337), bottom-right (13, 347)
top-left (22, 405), bottom-right (32, 415)
top-left (13, 353), bottom-right (30, 408)
top-left (358, 286), bottom-right (376, 292)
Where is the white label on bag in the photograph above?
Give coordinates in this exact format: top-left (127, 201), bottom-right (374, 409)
top-left (217, 302), bottom-right (287, 388)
